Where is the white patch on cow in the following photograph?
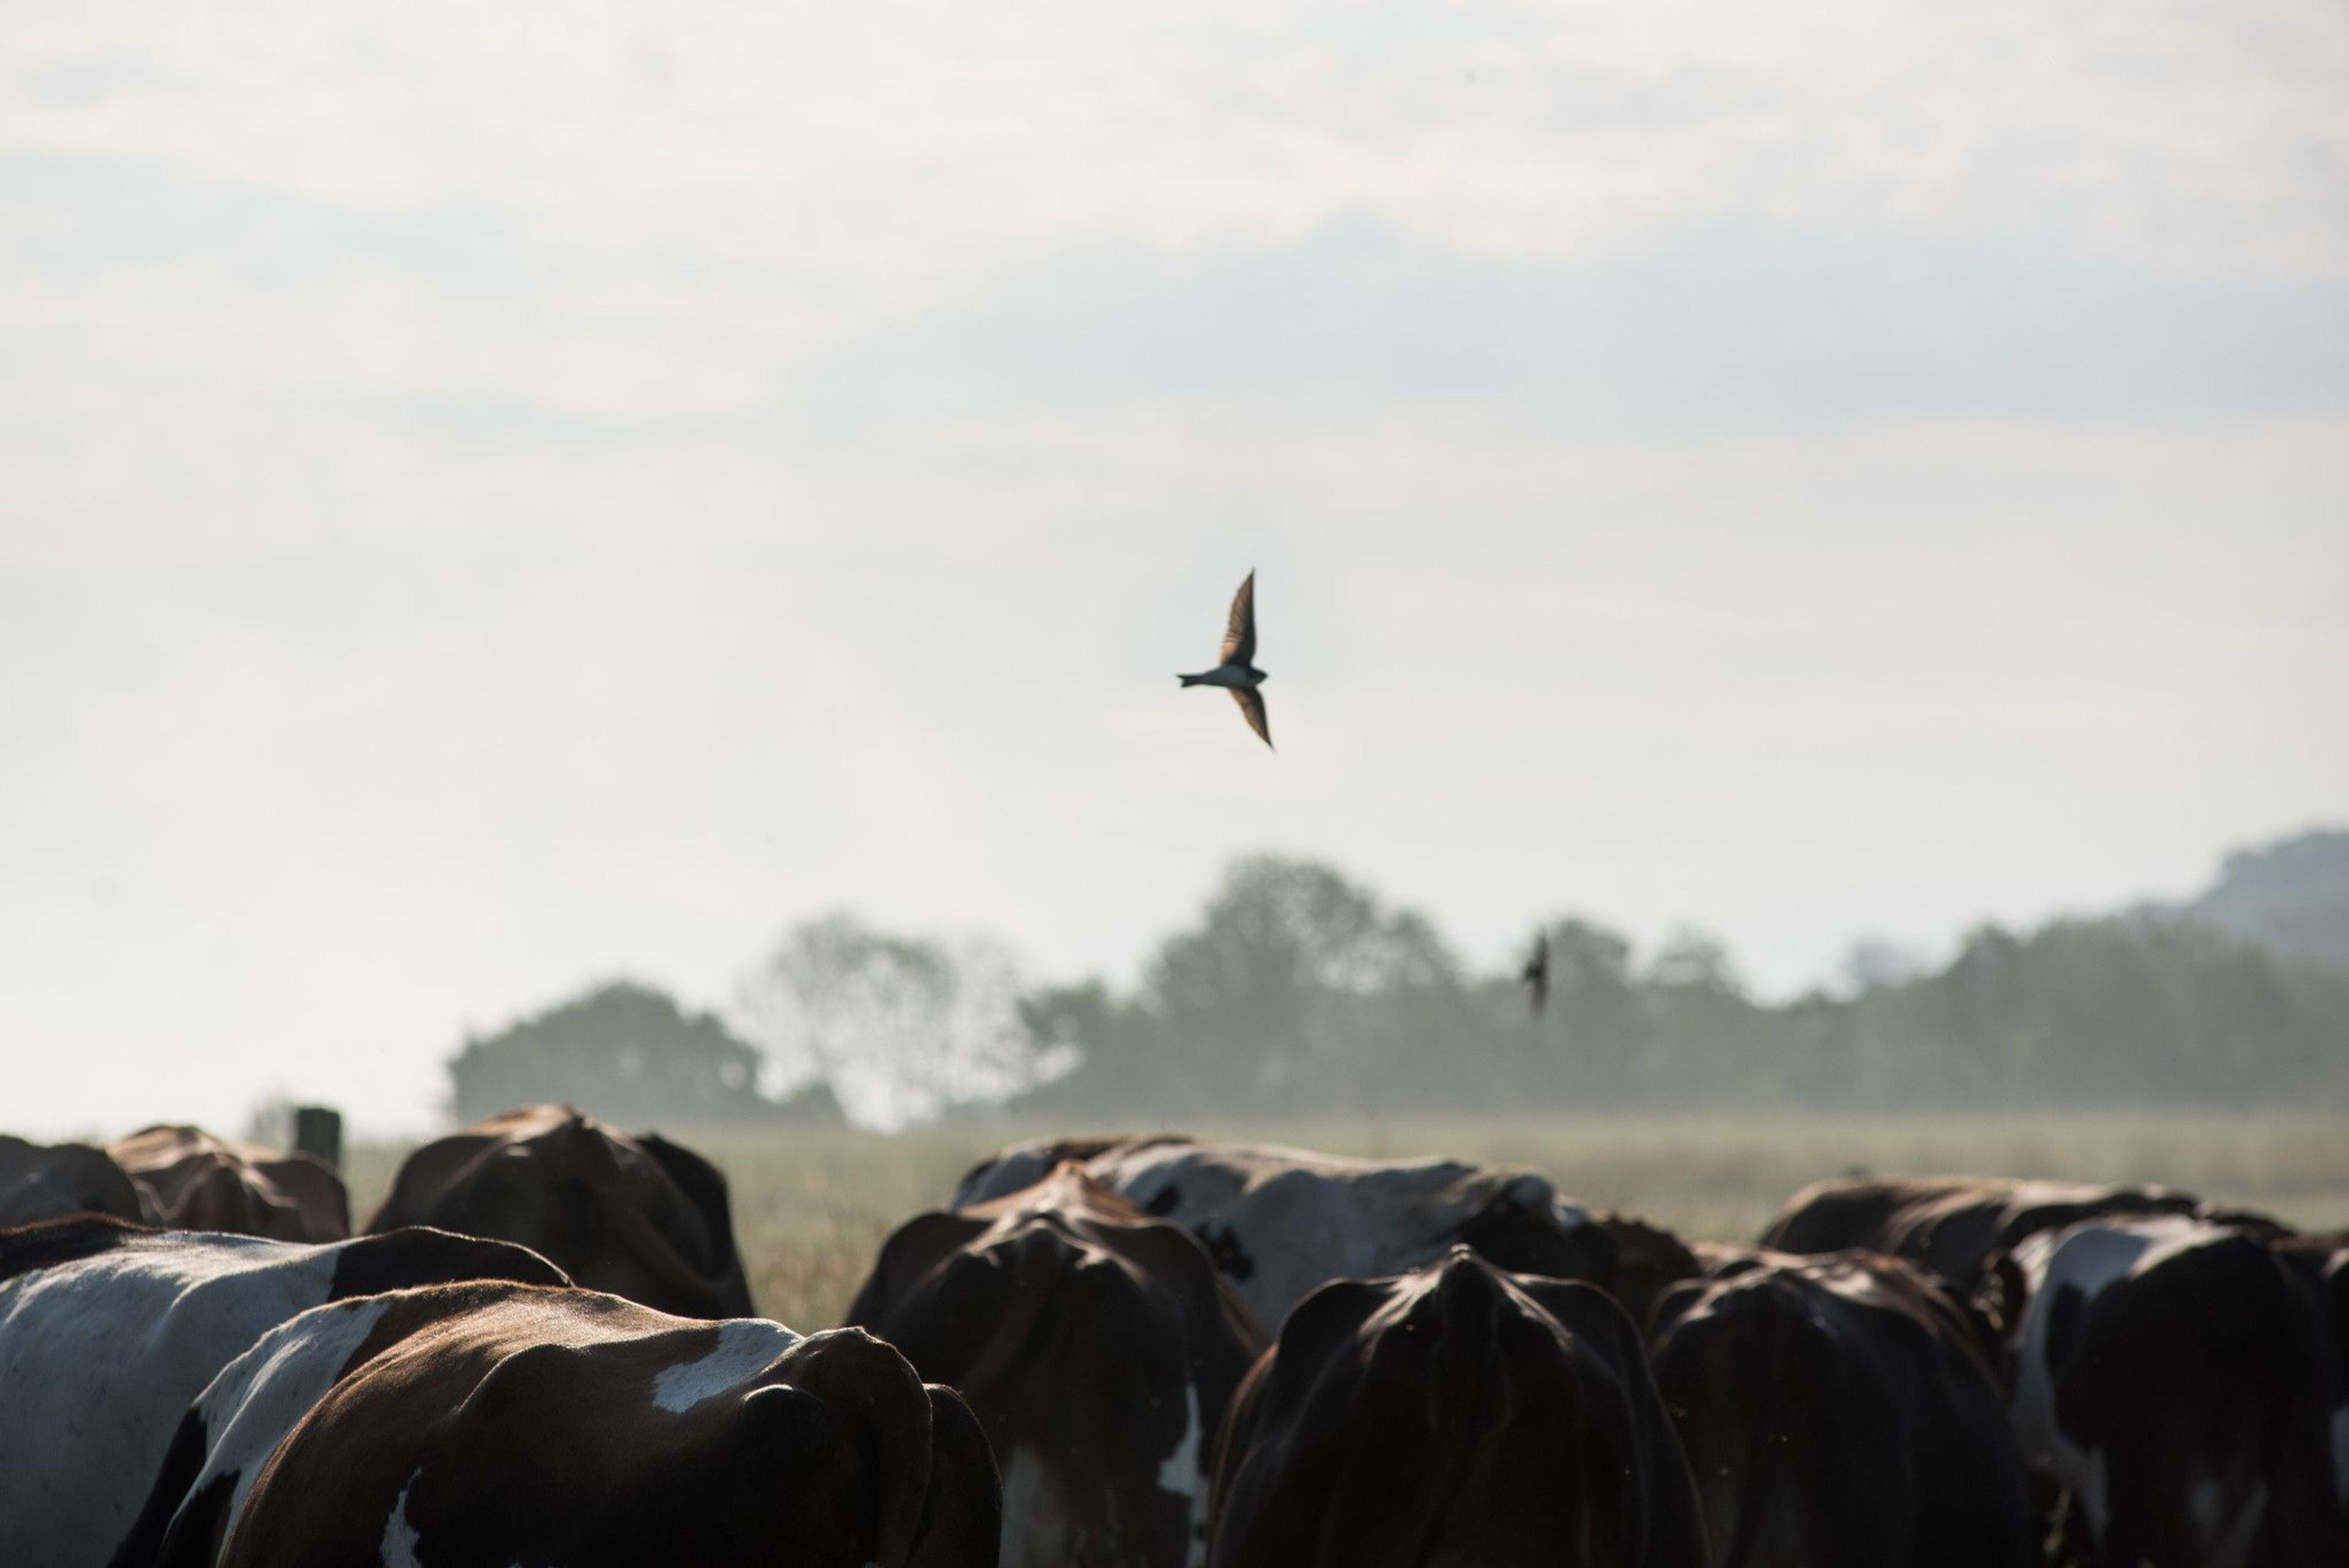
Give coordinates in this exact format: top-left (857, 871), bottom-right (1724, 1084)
top-left (0, 1231), bottom-right (346, 1568)
top-left (2189, 1474), bottom-right (2268, 1568)
top-left (173, 1295), bottom-right (397, 1546)
top-left (650, 1318), bottom-right (797, 1413)
top-left (1156, 1382), bottom-right (1203, 1501)
top-left (998, 1447), bottom-right (1075, 1568)
top-left (380, 1475), bottom-right (423, 1568)
top-left (1156, 1381), bottom-right (1208, 1566)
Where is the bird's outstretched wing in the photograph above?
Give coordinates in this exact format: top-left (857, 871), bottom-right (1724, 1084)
top-left (1219, 570), bottom-right (1257, 666)
top-left (1230, 685), bottom-right (1273, 749)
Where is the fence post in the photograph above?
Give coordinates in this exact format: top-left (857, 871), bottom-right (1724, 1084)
top-left (292, 1106), bottom-right (344, 1175)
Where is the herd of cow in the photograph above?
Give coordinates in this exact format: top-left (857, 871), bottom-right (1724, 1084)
top-left (2, 1105), bottom-right (2345, 1567)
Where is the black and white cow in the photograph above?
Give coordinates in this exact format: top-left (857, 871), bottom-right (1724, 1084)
top-left (952, 1135), bottom-right (1613, 1331)
top-left (0, 1216), bottom-right (566, 1568)
top-left (1760, 1175), bottom-right (2246, 1295)
top-left (1995, 1215), bottom-right (2349, 1567)
top-left (115, 1280), bottom-right (1001, 1568)
top-left (851, 1162), bottom-right (1266, 1568)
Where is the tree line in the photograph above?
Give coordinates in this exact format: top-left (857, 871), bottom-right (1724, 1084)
top-left (449, 833), bottom-right (2349, 1127)
top-left (1008, 853), bottom-right (2349, 1119)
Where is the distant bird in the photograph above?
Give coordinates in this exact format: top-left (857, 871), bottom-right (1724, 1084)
top-left (1521, 931), bottom-right (1549, 1017)
top-left (1178, 570), bottom-right (1271, 749)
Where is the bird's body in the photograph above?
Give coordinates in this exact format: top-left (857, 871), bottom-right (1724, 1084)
top-left (1178, 664), bottom-right (1264, 691)
top-left (1522, 932), bottom-right (1550, 1017)
top-left (1179, 570), bottom-right (1273, 748)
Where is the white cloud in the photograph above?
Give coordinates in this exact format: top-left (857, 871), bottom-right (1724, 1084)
top-left (8, 1), bottom-right (2347, 286)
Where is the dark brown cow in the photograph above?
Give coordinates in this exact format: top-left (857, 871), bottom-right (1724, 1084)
top-left (1648, 1250), bottom-right (2035, 1568)
top-left (2273, 1232), bottom-right (2349, 1521)
top-left (850, 1162), bottom-right (1266, 1568)
top-left (122, 1282), bottom-right (1000, 1568)
top-left (367, 1105), bottom-right (753, 1318)
top-left (1758, 1174), bottom-right (2262, 1293)
top-left (109, 1125), bottom-right (349, 1242)
top-left (1995, 1215), bottom-right (2348, 1568)
top-left (1206, 1246), bottom-right (1705, 1568)
top-left (0, 1134), bottom-right (145, 1227)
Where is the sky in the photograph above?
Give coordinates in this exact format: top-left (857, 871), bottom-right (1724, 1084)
top-left (4, 0), bottom-right (2345, 1135)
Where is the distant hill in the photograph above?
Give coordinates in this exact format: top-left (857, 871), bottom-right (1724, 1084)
top-left (2190, 827), bottom-right (2349, 975)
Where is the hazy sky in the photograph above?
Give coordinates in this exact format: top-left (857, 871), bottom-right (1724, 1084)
top-left (5, 1), bottom-right (2346, 1134)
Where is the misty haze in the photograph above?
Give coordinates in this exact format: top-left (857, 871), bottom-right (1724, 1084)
top-left (4, 4), bottom-right (2347, 1566)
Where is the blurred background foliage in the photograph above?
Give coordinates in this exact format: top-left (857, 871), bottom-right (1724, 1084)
top-left (443, 827), bottom-right (2349, 1128)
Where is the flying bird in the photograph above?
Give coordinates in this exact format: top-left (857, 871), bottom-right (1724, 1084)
top-left (1178, 570), bottom-right (1271, 749)
top-left (1521, 931), bottom-right (1549, 1017)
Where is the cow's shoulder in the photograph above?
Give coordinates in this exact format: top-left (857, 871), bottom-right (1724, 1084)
top-left (322, 1225), bottom-right (570, 1299)
top-left (0, 1212), bottom-right (152, 1282)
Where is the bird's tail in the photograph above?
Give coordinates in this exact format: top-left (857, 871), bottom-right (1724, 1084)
top-left (1177, 674), bottom-right (1203, 687)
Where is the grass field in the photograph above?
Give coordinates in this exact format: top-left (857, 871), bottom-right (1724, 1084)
top-left (346, 1112), bottom-right (2349, 1331)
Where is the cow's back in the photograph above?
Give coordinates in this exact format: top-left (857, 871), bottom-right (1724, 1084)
top-left (366, 1105), bottom-right (754, 1318)
top-left (955, 1135), bottom-right (1614, 1331)
top-left (1208, 1247), bottom-right (1703, 1568)
top-left (154, 1284), bottom-right (1000, 1568)
top-left (0, 1135), bottom-right (146, 1228)
top-left (1649, 1251), bottom-right (2033, 1568)
top-left (853, 1163), bottom-right (1264, 1568)
top-left (0, 1217), bottom-right (562, 1568)
top-left (108, 1125), bottom-right (349, 1243)
top-left (1762, 1175), bottom-right (2211, 1290)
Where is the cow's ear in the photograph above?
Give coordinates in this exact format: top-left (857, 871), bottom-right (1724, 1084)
top-left (904, 1385), bottom-right (1001, 1568)
top-left (844, 1211), bottom-right (994, 1342)
top-left (1646, 1276), bottom-right (1708, 1340)
top-left (1967, 1250), bottom-right (2027, 1384)
top-left (1457, 1191), bottom-right (1614, 1287)
top-left (128, 1173), bottom-right (167, 1225)
top-left (1972, 1250), bottom-right (2024, 1335)
top-left (736, 1382), bottom-right (848, 1467)
top-left (773, 1329), bottom-right (940, 1568)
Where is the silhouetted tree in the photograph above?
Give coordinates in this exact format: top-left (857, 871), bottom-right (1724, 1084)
top-left (1140, 856), bottom-right (1471, 1110)
top-left (447, 980), bottom-right (840, 1126)
top-left (644, 828), bottom-right (2349, 1126)
top-left (1006, 842), bottom-right (2349, 1121)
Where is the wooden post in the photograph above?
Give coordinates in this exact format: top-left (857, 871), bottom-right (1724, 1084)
top-left (292, 1106), bottom-right (344, 1174)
